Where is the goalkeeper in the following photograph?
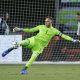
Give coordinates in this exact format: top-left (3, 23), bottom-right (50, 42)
top-left (2, 16), bottom-right (80, 74)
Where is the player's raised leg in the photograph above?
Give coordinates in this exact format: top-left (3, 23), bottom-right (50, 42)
top-left (2, 39), bottom-right (30, 57)
top-left (20, 52), bottom-right (40, 74)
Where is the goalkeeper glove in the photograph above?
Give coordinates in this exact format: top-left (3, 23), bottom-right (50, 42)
top-left (13, 27), bottom-right (23, 32)
top-left (72, 39), bottom-right (80, 42)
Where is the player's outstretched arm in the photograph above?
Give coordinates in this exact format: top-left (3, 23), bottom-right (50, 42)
top-left (13, 26), bottom-right (39, 33)
top-left (13, 27), bottom-right (23, 32)
top-left (60, 33), bottom-right (80, 42)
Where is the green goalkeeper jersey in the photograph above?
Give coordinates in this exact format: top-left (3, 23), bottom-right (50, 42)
top-left (23, 25), bottom-right (72, 48)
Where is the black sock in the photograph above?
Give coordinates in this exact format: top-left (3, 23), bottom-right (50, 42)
top-left (24, 66), bottom-right (28, 70)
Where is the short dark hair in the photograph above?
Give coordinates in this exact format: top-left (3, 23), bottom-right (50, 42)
top-left (77, 12), bottom-right (80, 16)
top-left (45, 16), bottom-right (53, 21)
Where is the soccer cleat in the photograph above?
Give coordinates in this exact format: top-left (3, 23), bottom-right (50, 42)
top-left (2, 42), bottom-right (19, 57)
top-left (20, 68), bottom-right (28, 75)
top-left (2, 47), bottom-right (14, 57)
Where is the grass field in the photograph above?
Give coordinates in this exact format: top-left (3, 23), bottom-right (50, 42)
top-left (0, 64), bottom-right (80, 80)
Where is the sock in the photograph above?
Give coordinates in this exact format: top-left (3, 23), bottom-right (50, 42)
top-left (25, 52), bottom-right (39, 68)
top-left (24, 66), bottom-right (28, 70)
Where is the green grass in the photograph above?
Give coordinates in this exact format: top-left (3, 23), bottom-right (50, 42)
top-left (0, 64), bottom-right (80, 80)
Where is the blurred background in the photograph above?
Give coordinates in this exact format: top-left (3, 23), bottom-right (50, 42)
top-left (0, 0), bottom-right (80, 62)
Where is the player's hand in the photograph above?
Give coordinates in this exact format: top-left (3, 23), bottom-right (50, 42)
top-left (72, 39), bottom-right (80, 42)
top-left (13, 27), bottom-right (23, 32)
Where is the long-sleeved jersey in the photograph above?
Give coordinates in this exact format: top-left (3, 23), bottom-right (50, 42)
top-left (22, 25), bottom-right (72, 48)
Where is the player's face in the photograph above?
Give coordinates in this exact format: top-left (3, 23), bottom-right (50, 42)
top-left (45, 18), bottom-right (52, 27)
